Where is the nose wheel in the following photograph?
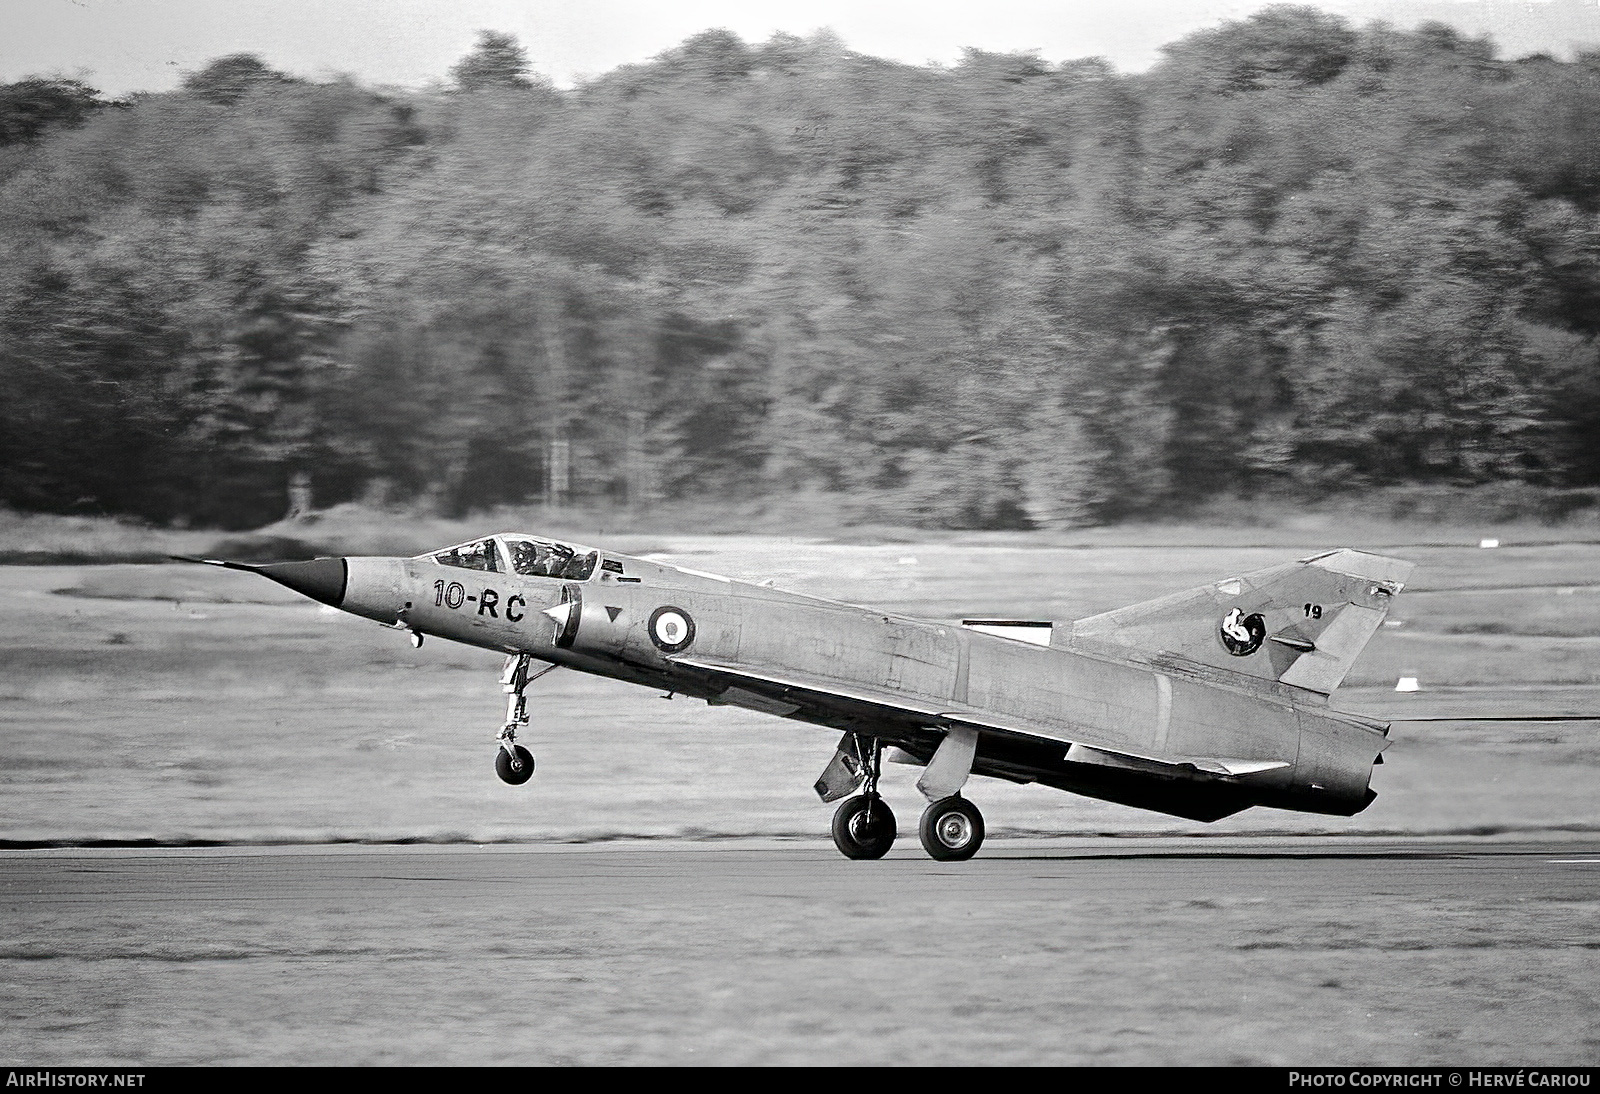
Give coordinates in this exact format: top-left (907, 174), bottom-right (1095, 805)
top-left (496, 742), bottom-right (535, 785)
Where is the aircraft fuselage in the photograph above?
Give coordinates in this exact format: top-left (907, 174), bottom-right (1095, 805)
top-left (317, 545), bottom-right (1386, 824)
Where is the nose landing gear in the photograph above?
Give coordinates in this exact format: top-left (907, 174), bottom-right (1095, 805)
top-left (495, 743), bottom-right (535, 785)
top-left (495, 653), bottom-right (559, 786)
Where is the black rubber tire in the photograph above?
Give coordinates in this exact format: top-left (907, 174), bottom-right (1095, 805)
top-left (495, 744), bottom-right (535, 785)
top-left (918, 795), bottom-right (985, 861)
top-left (830, 794), bottom-right (897, 860)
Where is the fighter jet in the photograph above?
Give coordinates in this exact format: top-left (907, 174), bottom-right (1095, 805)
top-left (186, 536), bottom-right (1411, 861)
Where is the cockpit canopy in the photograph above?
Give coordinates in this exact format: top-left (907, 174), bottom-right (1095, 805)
top-left (431, 538), bottom-right (501, 572)
top-left (424, 535), bottom-right (598, 581)
top-left (502, 535), bottom-right (597, 580)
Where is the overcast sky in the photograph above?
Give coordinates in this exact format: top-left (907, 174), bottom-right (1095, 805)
top-left (7, 0), bottom-right (1600, 94)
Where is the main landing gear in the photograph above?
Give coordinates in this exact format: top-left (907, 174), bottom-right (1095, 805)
top-left (830, 737), bottom-right (896, 859)
top-left (824, 736), bottom-right (988, 862)
top-left (495, 653), bottom-right (559, 786)
top-left (918, 795), bottom-right (985, 861)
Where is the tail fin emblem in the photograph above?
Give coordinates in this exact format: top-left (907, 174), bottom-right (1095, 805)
top-left (1219, 608), bottom-right (1266, 656)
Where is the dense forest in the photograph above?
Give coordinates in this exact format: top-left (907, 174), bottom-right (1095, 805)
top-left (3, 7), bottom-right (1600, 529)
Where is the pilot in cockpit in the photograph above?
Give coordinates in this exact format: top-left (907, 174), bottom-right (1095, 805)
top-left (510, 539), bottom-right (544, 575)
top-left (510, 538), bottom-right (576, 578)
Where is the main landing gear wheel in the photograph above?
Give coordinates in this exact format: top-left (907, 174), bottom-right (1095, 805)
top-left (495, 744), bottom-right (535, 785)
top-left (831, 794), bottom-right (897, 860)
top-left (919, 796), bottom-right (985, 861)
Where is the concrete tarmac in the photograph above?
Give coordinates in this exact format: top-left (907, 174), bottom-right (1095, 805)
top-left (2, 839), bottom-right (1597, 1065)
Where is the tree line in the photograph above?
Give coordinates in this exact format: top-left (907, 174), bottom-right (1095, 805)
top-left (3, 10), bottom-right (1600, 529)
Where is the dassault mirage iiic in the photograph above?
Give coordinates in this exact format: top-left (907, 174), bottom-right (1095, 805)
top-left (186, 536), bottom-right (1412, 861)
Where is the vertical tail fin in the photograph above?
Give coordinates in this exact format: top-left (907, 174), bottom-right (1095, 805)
top-left (1067, 549), bottom-right (1413, 696)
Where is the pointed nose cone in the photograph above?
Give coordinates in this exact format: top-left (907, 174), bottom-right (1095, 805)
top-left (256, 558), bottom-right (348, 607)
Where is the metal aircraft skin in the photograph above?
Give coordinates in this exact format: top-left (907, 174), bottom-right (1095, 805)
top-left (191, 536), bottom-right (1413, 861)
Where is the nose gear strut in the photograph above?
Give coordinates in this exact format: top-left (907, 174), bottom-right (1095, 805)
top-left (495, 653), bottom-right (560, 785)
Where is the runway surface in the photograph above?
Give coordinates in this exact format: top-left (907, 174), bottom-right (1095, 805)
top-left (2, 839), bottom-right (1597, 1065)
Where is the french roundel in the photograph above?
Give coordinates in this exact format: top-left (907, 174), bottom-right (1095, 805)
top-left (648, 606), bottom-right (696, 652)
